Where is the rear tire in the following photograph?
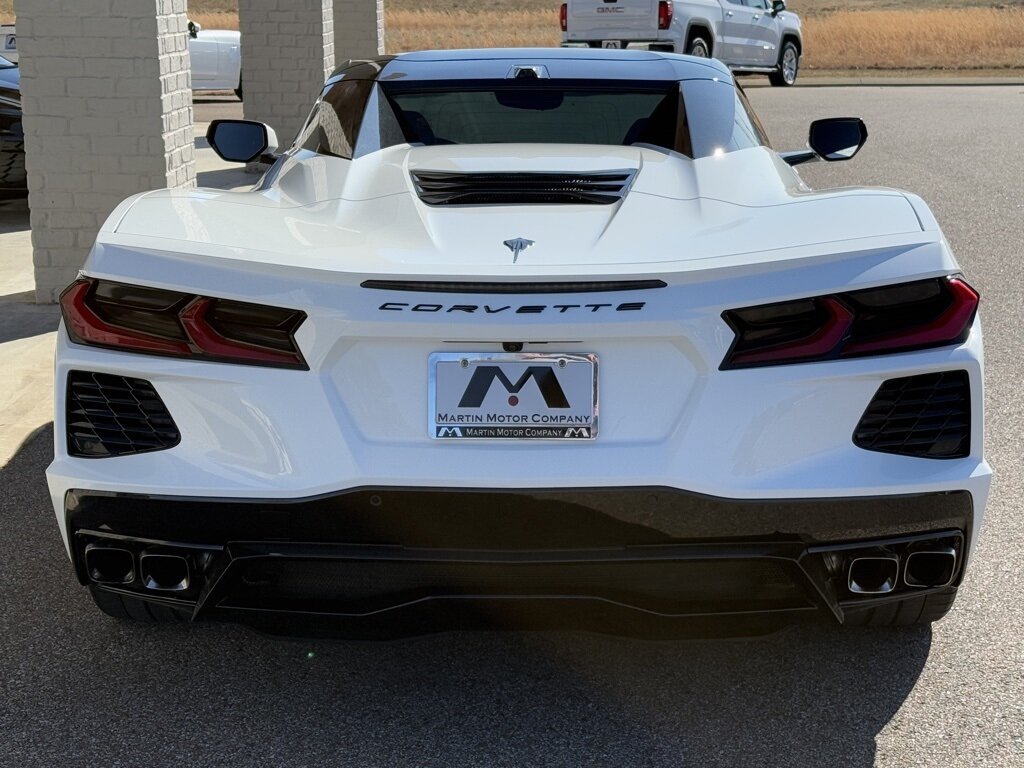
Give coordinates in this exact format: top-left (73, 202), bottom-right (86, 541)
top-left (90, 587), bottom-right (190, 624)
top-left (769, 40), bottom-right (799, 86)
top-left (687, 36), bottom-right (711, 58)
top-left (842, 589), bottom-right (957, 627)
top-left (235, 78), bottom-right (243, 101)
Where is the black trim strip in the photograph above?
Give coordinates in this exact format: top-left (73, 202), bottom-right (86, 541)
top-left (360, 279), bottom-right (667, 294)
top-left (65, 486), bottom-right (973, 551)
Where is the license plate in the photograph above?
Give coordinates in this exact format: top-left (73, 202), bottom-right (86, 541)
top-left (430, 353), bottom-right (598, 440)
top-left (3, 34), bottom-right (15, 51)
top-left (601, 40), bottom-right (622, 49)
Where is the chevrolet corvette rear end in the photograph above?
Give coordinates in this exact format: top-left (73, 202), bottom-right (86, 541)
top-left (48, 49), bottom-right (990, 636)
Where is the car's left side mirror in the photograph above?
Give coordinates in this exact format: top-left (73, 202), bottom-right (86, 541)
top-left (770, 0), bottom-right (786, 16)
top-left (781, 117), bottom-right (868, 167)
top-left (207, 119), bottom-right (279, 163)
top-left (808, 117), bottom-right (868, 161)
top-left (187, 20), bottom-right (201, 39)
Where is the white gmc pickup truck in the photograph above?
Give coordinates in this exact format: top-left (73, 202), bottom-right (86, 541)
top-left (560, 0), bottom-right (803, 86)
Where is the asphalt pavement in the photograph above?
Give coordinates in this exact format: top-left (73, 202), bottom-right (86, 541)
top-left (2, 86), bottom-right (1022, 767)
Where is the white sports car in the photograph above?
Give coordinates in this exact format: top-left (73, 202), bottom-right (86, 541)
top-left (49, 49), bottom-right (989, 636)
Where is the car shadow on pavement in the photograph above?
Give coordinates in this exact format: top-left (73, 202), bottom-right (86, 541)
top-left (1, 424), bottom-right (931, 767)
top-left (0, 293), bottom-right (60, 343)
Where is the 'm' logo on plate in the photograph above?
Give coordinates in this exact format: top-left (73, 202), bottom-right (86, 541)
top-left (458, 366), bottom-right (570, 409)
top-left (437, 427), bottom-right (463, 437)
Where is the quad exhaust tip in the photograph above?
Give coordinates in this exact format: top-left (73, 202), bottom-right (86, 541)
top-left (847, 554), bottom-right (899, 595)
top-left (904, 547), bottom-right (957, 589)
top-left (139, 552), bottom-right (190, 592)
top-left (84, 544), bottom-right (135, 585)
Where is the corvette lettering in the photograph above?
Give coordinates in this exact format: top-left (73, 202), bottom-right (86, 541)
top-left (380, 302), bottom-right (645, 314)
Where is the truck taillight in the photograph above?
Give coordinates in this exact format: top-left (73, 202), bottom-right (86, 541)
top-left (59, 278), bottom-right (308, 369)
top-left (560, 3), bottom-right (567, 32)
top-left (657, 1), bottom-right (673, 30)
top-left (720, 277), bottom-right (979, 369)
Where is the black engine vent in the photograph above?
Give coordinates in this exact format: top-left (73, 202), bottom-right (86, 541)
top-left (411, 170), bottom-right (635, 206)
top-left (67, 371), bottom-right (180, 458)
top-left (853, 371), bottom-right (970, 459)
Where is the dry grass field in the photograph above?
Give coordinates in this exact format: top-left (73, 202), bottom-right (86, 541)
top-left (3, 0), bottom-right (1024, 73)
top-left (805, 7), bottom-right (1024, 69)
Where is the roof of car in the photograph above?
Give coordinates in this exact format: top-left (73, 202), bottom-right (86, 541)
top-left (326, 48), bottom-right (732, 86)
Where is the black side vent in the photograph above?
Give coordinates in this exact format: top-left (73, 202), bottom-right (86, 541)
top-left (67, 371), bottom-right (180, 458)
top-left (853, 371), bottom-right (970, 460)
top-left (411, 170), bottom-right (635, 206)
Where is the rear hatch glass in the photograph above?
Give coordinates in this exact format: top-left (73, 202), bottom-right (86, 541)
top-left (381, 80), bottom-right (684, 150)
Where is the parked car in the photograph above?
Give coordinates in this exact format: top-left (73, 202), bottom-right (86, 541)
top-left (561, 0), bottom-right (803, 86)
top-left (187, 20), bottom-right (243, 100)
top-left (0, 54), bottom-right (25, 198)
top-left (0, 21), bottom-right (242, 99)
top-left (1, 23), bottom-right (15, 61)
top-left (52, 49), bottom-right (987, 636)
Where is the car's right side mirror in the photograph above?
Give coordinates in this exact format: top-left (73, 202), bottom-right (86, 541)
top-left (770, 0), bottom-right (786, 16)
top-left (808, 117), bottom-right (868, 162)
top-left (187, 20), bottom-right (201, 39)
top-left (206, 119), bottom-right (279, 163)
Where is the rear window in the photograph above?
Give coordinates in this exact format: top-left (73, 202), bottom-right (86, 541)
top-left (296, 76), bottom-right (768, 161)
top-left (381, 80), bottom-right (687, 152)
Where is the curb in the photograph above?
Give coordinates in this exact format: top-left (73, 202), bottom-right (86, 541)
top-left (741, 76), bottom-right (1024, 88)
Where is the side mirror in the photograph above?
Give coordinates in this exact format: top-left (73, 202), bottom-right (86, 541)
top-left (770, 0), bottom-right (786, 16)
top-left (808, 117), bottom-right (868, 161)
top-left (206, 119), bottom-right (279, 163)
top-left (187, 20), bottom-right (201, 39)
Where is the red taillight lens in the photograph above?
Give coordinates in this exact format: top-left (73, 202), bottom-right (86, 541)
top-left (59, 278), bottom-right (308, 369)
top-left (721, 277), bottom-right (979, 370)
top-left (560, 3), bottom-right (568, 32)
top-left (658, 1), bottom-right (673, 30)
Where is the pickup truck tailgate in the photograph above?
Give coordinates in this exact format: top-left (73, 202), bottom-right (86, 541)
top-left (567, 0), bottom-right (658, 40)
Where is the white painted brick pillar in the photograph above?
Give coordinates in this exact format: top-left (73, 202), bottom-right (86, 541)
top-left (239, 0), bottom-right (334, 148)
top-left (333, 0), bottom-right (385, 61)
top-left (14, 0), bottom-right (196, 303)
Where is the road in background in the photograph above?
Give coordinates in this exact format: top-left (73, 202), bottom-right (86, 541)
top-left (2, 87), bottom-right (1022, 767)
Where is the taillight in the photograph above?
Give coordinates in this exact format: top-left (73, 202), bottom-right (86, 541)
top-left (658, 1), bottom-right (673, 30)
top-left (720, 277), bottom-right (979, 370)
top-left (560, 3), bottom-right (568, 32)
top-left (59, 278), bottom-right (308, 369)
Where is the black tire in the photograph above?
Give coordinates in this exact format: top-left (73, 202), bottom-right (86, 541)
top-left (90, 586), bottom-right (190, 624)
top-left (842, 589), bottom-right (957, 627)
top-left (687, 36), bottom-right (711, 58)
top-left (235, 77), bottom-right (243, 101)
top-left (769, 40), bottom-right (800, 87)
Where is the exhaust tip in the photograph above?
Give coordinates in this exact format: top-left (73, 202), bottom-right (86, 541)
top-left (84, 544), bottom-right (135, 585)
top-left (139, 552), bottom-right (190, 592)
top-left (904, 547), bottom-right (957, 589)
top-left (847, 554), bottom-right (899, 595)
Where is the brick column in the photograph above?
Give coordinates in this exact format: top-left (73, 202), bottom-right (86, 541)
top-left (334, 0), bottom-right (385, 60)
top-left (239, 0), bottom-right (334, 147)
top-left (14, 0), bottom-right (195, 303)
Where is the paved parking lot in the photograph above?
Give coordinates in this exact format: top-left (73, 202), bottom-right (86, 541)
top-left (1, 86), bottom-right (1022, 767)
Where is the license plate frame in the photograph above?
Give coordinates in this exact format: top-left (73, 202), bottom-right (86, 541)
top-left (429, 352), bottom-right (599, 441)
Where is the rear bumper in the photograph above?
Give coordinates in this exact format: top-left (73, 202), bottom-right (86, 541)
top-left (68, 486), bottom-right (974, 637)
